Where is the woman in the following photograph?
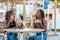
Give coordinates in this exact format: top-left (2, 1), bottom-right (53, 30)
top-left (29, 9), bottom-right (47, 40)
top-left (3, 10), bottom-right (18, 40)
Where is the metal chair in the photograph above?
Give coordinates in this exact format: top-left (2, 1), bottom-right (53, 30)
top-left (0, 34), bottom-right (4, 40)
top-left (0, 22), bottom-right (4, 40)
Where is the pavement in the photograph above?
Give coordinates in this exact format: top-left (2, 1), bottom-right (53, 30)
top-left (47, 32), bottom-right (60, 40)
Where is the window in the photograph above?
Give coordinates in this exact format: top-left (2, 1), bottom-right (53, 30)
top-left (49, 14), bottom-right (52, 19)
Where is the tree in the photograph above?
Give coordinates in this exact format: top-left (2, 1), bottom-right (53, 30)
top-left (50, 0), bottom-right (60, 2)
top-left (50, 0), bottom-right (60, 7)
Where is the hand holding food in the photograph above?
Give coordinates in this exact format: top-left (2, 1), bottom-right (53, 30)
top-left (35, 20), bottom-right (40, 23)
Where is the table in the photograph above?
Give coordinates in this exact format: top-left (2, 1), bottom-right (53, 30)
top-left (4, 28), bottom-right (45, 40)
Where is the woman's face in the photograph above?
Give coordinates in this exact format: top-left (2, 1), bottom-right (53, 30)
top-left (36, 11), bottom-right (41, 18)
top-left (9, 12), bottom-right (15, 20)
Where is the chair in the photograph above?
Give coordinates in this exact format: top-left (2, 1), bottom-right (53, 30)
top-left (0, 29), bottom-right (4, 40)
top-left (0, 22), bottom-right (4, 40)
top-left (0, 33), bottom-right (4, 40)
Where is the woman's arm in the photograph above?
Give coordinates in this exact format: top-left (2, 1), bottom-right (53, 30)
top-left (42, 19), bottom-right (47, 30)
top-left (3, 20), bottom-right (9, 29)
top-left (16, 22), bottom-right (18, 28)
top-left (3, 21), bottom-right (7, 29)
top-left (29, 14), bottom-right (36, 28)
top-left (29, 20), bottom-right (34, 28)
top-left (3, 20), bottom-right (14, 29)
top-left (14, 15), bottom-right (18, 28)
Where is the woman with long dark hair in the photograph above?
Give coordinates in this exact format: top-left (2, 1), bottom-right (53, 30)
top-left (29, 9), bottom-right (47, 40)
top-left (3, 10), bottom-right (18, 40)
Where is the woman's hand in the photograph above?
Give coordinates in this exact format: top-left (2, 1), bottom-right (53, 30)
top-left (42, 19), bottom-right (47, 31)
top-left (3, 20), bottom-right (12, 29)
top-left (6, 20), bottom-right (13, 28)
top-left (9, 20), bottom-right (12, 23)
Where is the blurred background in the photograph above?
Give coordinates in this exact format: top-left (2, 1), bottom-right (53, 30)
top-left (0, 0), bottom-right (60, 30)
top-left (0, 0), bottom-right (60, 40)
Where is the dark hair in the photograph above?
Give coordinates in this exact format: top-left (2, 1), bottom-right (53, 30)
top-left (5, 10), bottom-right (14, 23)
top-left (5, 11), bottom-right (9, 21)
top-left (36, 9), bottom-right (45, 25)
top-left (19, 15), bottom-right (23, 20)
top-left (36, 9), bottom-right (44, 19)
top-left (8, 10), bottom-right (14, 14)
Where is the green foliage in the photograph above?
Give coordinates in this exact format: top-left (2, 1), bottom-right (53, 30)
top-left (58, 0), bottom-right (60, 2)
top-left (50, 0), bottom-right (54, 1)
top-left (50, 0), bottom-right (60, 2)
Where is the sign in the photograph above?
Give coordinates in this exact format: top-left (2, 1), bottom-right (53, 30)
top-left (44, 0), bottom-right (49, 9)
